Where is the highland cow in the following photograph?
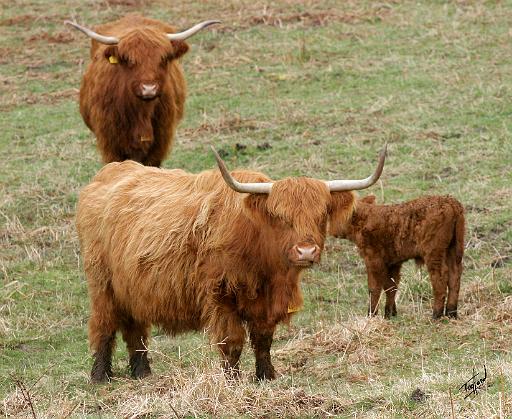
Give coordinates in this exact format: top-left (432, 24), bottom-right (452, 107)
top-left (76, 146), bottom-right (386, 382)
top-left (66, 15), bottom-right (219, 166)
top-left (331, 195), bottom-right (465, 319)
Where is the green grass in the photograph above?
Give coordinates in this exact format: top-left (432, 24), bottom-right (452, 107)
top-left (1, 0), bottom-right (511, 417)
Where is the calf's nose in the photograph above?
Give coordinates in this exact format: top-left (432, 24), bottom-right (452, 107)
top-left (294, 245), bottom-right (320, 262)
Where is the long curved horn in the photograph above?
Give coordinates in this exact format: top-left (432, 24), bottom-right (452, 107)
top-left (211, 147), bottom-right (273, 194)
top-left (167, 20), bottom-right (221, 41)
top-left (65, 20), bottom-right (119, 45)
top-left (326, 144), bottom-right (387, 192)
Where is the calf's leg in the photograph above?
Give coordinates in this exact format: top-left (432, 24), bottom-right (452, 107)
top-left (366, 261), bottom-right (387, 316)
top-left (445, 250), bottom-right (462, 318)
top-left (249, 324), bottom-right (277, 381)
top-left (384, 264), bottom-right (401, 318)
top-left (426, 253), bottom-right (448, 319)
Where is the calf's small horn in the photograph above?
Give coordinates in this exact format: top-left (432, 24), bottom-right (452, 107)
top-left (167, 20), bottom-right (221, 41)
top-left (65, 20), bottom-right (119, 45)
top-left (211, 147), bottom-right (273, 194)
top-left (326, 144), bottom-right (387, 192)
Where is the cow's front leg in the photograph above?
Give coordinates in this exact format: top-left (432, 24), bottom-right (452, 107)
top-left (211, 311), bottom-right (245, 379)
top-left (249, 324), bottom-right (277, 381)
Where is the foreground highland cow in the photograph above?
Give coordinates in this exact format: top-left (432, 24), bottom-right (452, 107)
top-left (76, 146), bottom-right (386, 382)
top-left (66, 15), bottom-right (219, 166)
top-left (331, 195), bottom-right (465, 319)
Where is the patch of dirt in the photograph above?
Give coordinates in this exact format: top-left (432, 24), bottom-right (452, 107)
top-left (0, 88), bottom-right (78, 111)
top-left (183, 115), bottom-right (262, 138)
top-left (28, 31), bottom-right (74, 44)
top-left (490, 255), bottom-right (511, 269)
top-left (212, 4), bottom-right (393, 33)
top-left (0, 15), bottom-right (34, 27)
top-left (248, 11), bottom-right (341, 27)
top-left (410, 388), bottom-right (429, 403)
top-left (0, 13), bottom-right (67, 27)
top-left (105, 0), bottom-right (148, 6)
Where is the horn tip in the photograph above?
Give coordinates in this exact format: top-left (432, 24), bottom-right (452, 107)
top-left (379, 143), bottom-right (388, 158)
top-left (210, 146), bottom-right (224, 166)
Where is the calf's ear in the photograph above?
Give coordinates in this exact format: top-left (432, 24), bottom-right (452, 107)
top-left (169, 40), bottom-right (190, 60)
top-left (361, 194), bottom-right (376, 204)
top-left (328, 191), bottom-right (356, 236)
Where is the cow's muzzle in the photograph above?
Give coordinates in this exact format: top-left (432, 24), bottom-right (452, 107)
top-left (136, 83), bottom-right (160, 101)
top-left (289, 244), bottom-right (321, 266)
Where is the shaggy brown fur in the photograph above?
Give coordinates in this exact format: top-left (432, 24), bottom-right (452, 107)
top-left (76, 161), bottom-right (357, 382)
top-left (331, 195), bottom-right (465, 319)
top-left (78, 15), bottom-right (189, 166)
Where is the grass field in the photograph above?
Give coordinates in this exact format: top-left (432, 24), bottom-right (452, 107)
top-left (1, 0), bottom-right (511, 417)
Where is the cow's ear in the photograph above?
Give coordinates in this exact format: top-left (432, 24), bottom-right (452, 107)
top-left (103, 45), bottom-right (119, 62)
top-left (243, 194), bottom-right (269, 224)
top-left (170, 40), bottom-right (190, 60)
top-left (327, 191), bottom-right (356, 236)
top-left (361, 194), bottom-right (376, 204)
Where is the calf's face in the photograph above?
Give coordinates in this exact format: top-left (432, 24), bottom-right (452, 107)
top-left (328, 194), bottom-right (376, 239)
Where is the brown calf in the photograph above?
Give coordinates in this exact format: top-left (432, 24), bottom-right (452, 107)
top-left (331, 195), bottom-right (465, 319)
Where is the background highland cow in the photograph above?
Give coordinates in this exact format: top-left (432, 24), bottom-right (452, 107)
top-left (67, 15), bottom-right (219, 166)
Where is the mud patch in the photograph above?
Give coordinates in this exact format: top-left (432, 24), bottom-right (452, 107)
top-left (28, 31), bottom-right (74, 44)
top-left (105, 0), bottom-right (148, 6)
top-left (0, 88), bottom-right (78, 111)
top-left (183, 114), bottom-right (263, 138)
top-left (0, 15), bottom-right (34, 27)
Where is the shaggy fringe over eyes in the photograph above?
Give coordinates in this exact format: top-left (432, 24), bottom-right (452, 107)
top-left (117, 29), bottom-right (177, 64)
top-left (266, 178), bottom-right (331, 235)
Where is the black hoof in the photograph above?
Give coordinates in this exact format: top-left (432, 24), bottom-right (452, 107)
top-left (445, 307), bottom-right (458, 319)
top-left (130, 352), bottom-right (151, 379)
top-left (256, 361), bottom-right (276, 381)
top-left (91, 359), bottom-right (113, 384)
top-left (432, 310), bottom-right (444, 320)
top-left (384, 305), bottom-right (397, 319)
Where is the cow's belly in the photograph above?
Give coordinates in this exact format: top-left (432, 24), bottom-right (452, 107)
top-left (110, 270), bottom-right (207, 334)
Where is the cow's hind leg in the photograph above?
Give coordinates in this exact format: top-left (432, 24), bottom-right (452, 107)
top-left (120, 317), bottom-right (151, 379)
top-left (384, 264), bottom-right (401, 318)
top-left (249, 324), bottom-right (277, 381)
top-left (88, 285), bottom-right (118, 383)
